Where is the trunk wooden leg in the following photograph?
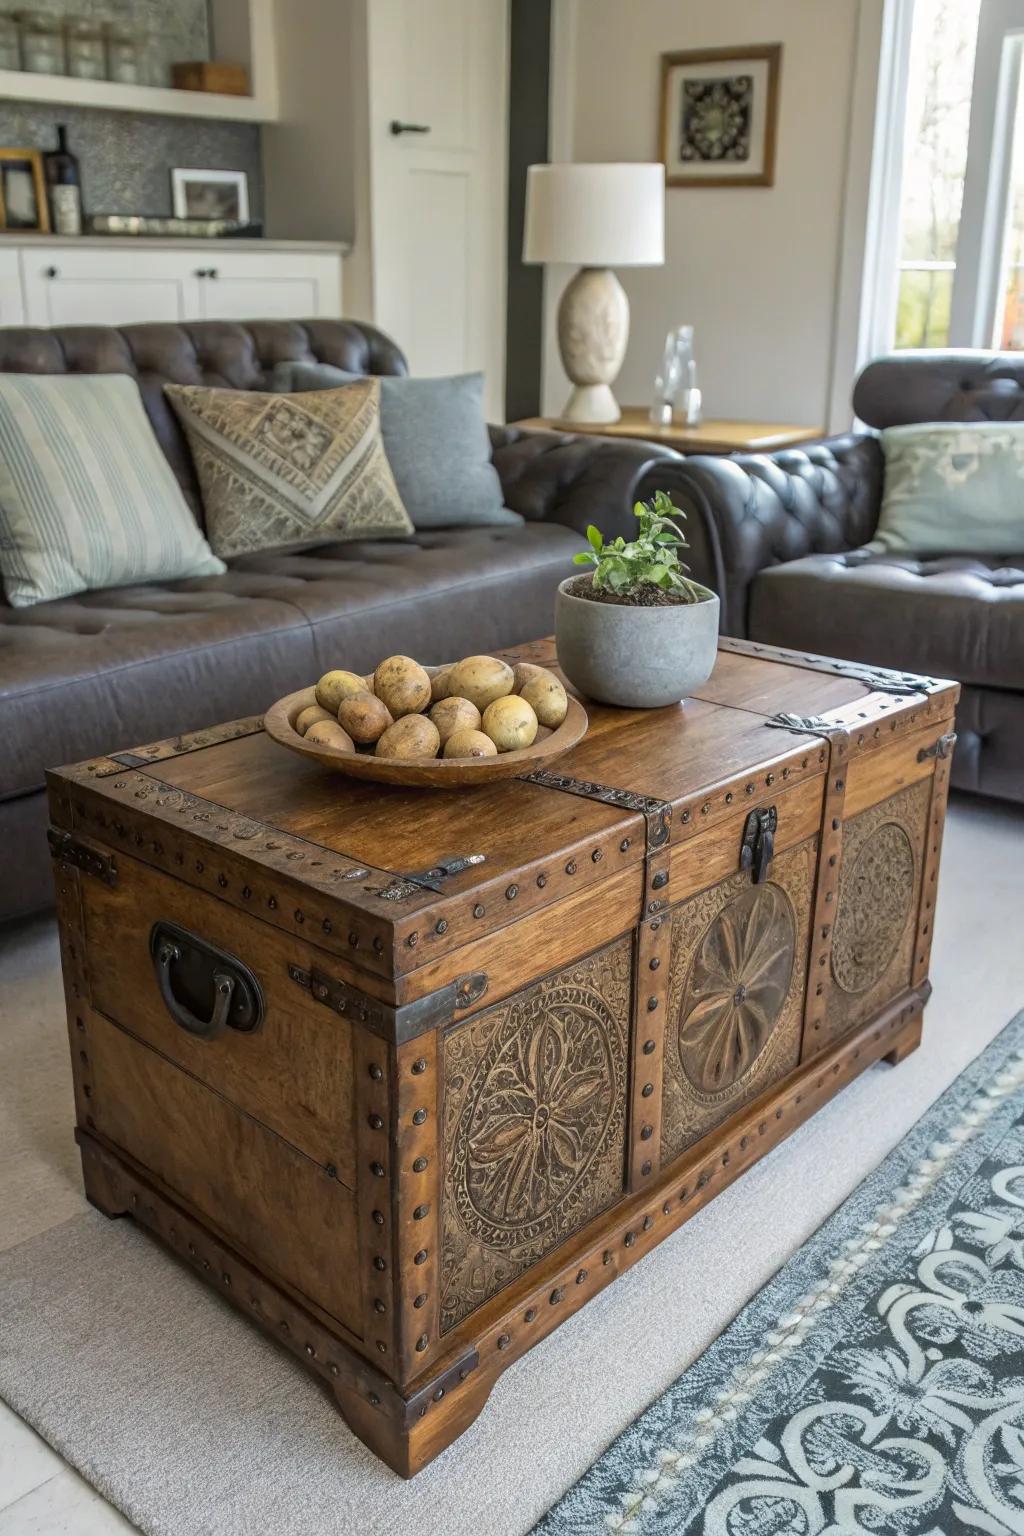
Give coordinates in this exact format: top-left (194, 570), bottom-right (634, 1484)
top-left (883, 1014), bottom-right (923, 1067)
top-left (79, 1133), bottom-right (131, 1219)
top-left (332, 1371), bottom-right (492, 1478)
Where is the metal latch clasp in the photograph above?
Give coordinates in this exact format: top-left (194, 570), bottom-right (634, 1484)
top-left (740, 806), bottom-right (777, 885)
top-left (917, 731), bottom-right (957, 763)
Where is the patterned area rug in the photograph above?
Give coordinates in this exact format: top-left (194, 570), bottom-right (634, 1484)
top-left (533, 1010), bottom-right (1024, 1536)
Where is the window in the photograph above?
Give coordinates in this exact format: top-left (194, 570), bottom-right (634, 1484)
top-left (894, 0), bottom-right (980, 348)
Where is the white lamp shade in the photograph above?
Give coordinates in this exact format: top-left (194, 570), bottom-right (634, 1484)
top-left (523, 162), bottom-right (665, 267)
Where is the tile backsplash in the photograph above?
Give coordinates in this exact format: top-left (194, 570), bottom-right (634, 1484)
top-left (0, 0), bottom-right (262, 222)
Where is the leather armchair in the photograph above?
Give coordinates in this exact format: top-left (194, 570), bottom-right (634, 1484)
top-left (649, 350), bottom-right (1024, 805)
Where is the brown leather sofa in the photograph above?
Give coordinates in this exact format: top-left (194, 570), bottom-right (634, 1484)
top-left (0, 318), bottom-right (678, 924)
top-left (658, 350), bottom-right (1024, 805)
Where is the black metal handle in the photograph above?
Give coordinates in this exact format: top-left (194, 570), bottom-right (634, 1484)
top-left (44, 265), bottom-right (59, 278)
top-left (740, 806), bottom-right (778, 885)
top-left (390, 119), bottom-right (431, 135)
top-left (208, 267), bottom-right (219, 279)
top-left (150, 921), bottom-right (263, 1041)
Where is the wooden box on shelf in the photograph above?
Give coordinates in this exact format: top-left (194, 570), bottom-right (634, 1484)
top-left (48, 637), bottom-right (957, 1476)
top-left (171, 60), bottom-right (249, 95)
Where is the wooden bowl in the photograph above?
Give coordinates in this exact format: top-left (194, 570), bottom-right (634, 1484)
top-left (263, 685), bottom-right (588, 788)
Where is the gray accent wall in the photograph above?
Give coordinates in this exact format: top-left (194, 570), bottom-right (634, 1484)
top-left (504, 0), bottom-right (550, 422)
top-left (0, 102), bottom-right (263, 220)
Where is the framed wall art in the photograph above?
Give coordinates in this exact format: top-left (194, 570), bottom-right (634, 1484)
top-left (171, 167), bottom-right (250, 222)
top-left (0, 150), bottom-right (49, 233)
top-left (659, 44), bottom-right (781, 188)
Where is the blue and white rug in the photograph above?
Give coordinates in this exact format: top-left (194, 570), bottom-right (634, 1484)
top-left (533, 1011), bottom-right (1024, 1536)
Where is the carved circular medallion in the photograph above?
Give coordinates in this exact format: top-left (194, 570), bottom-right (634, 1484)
top-left (454, 985), bottom-right (621, 1248)
top-left (832, 821), bottom-right (915, 994)
top-left (677, 883), bottom-right (796, 1095)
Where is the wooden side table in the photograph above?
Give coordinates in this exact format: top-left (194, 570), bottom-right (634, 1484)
top-left (513, 408), bottom-right (824, 454)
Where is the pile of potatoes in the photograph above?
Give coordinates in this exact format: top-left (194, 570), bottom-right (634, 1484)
top-left (294, 654), bottom-right (569, 762)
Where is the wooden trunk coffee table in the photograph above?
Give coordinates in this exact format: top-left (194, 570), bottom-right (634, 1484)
top-left (48, 637), bottom-right (958, 1476)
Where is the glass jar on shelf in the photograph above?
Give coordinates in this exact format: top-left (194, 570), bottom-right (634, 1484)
top-left (17, 10), bottom-right (66, 75)
top-left (0, 15), bottom-right (20, 70)
top-left (105, 22), bottom-right (139, 84)
top-left (66, 16), bottom-right (105, 80)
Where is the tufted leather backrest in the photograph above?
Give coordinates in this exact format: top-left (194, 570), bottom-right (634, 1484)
top-left (0, 319), bottom-right (408, 519)
top-left (854, 350), bottom-right (1024, 429)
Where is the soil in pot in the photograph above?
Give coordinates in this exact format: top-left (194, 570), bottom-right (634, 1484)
top-left (562, 574), bottom-right (695, 608)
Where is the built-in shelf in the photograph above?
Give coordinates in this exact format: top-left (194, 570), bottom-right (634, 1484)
top-left (0, 67), bottom-right (276, 123)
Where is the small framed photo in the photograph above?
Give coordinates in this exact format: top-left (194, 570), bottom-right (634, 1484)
top-left (0, 149), bottom-right (49, 232)
top-left (171, 167), bottom-right (249, 222)
top-left (659, 44), bottom-right (781, 188)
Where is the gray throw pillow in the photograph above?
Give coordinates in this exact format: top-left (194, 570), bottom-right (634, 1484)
top-left (271, 362), bottom-right (521, 530)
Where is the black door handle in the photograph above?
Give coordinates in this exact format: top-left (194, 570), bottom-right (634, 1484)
top-left (390, 120), bottom-right (431, 135)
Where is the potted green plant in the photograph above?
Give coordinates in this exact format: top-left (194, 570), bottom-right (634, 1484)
top-left (555, 491), bottom-right (719, 707)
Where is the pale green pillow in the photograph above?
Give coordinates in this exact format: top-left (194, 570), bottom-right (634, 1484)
top-left (0, 372), bottom-right (225, 607)
top-left (876, 421), bottom-right (1024, 555)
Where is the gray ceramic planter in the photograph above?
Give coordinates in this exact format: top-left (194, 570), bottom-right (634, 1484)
top-left (555, 577), bottom-right (720, 708)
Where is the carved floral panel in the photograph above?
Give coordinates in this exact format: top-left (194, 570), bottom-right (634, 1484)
top-left (440, 939), bottom-right (631, 1333)
top-left (661, 840), bottom-right (815, 1164)
top-left (825, 778), bottom-right (930, 1046)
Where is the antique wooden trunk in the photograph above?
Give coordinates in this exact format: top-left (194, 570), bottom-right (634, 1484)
top-left (47, 637), bottom-right (958, 1476)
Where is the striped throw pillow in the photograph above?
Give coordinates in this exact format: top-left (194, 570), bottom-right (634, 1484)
top-left (0, 373), bottom-right (225, 608)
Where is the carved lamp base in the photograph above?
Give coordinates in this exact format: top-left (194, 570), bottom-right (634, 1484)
top-left (557, 266), bottom-right (629, 424)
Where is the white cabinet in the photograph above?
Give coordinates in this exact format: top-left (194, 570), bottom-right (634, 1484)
top-left (9, 240), bottom-right (344, 329)
top-left (22, 247), bottom-right (199, 326)
top-left (192, 251), bottom-right (343, 321)
top-left (0, 249), bottom-right (25, 325)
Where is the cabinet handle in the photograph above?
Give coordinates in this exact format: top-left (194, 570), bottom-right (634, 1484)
top-left (208, 267), bottom-right (219, 279)
top-left (194, 267), bottom-right (209, 278)
top-left (150, 920), bottom-right (264, 1040)
top-left (389, 119), bottom-right (431, 135)
top-left (44, 265), bottom-right (59, 279)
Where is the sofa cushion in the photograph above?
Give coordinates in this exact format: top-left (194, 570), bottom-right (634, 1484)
top-left (0, 523), bottom-right (581, 802)
top-left (273, 362), bottom-right (520, 530)
top-left (747, 548), bottom-right (1024, 690)
top-left (877, 422), bottom-right (1024, 555)
top-left (165, 379), bottom-right (413, 556)
top-left (0, 373), bottom-right (224, 607)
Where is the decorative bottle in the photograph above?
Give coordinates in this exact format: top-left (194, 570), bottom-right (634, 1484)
top-left (44, 124), bottom-right (82, 236)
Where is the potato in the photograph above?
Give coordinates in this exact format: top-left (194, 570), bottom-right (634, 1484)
top-left (430, 695), bottom-right (482, 745)
top-left (512, 661), bottom-right (546, 692)
top-left (314, 669), bottom-right (366, 713)
top-left (519, 673), bottom-right (568, 728)
top-left (304, 720), bottom-right (355, 752)
top-left (376, 714), bottom-right (441, 759)
top-left (447, 655), bottom-right (514, 712)
top-left (443, 728), bottom-right (498, 759)
top-left (430, 666), bottom-right (453, 703)
top-left (373, 655), bottom-right (432, 718)
top-left (482, 695), bottom-right (538, 753)
top-left (363, 673), bottom-right (376, 692)
top-left (337, 690), bottom-right (393, 745)
top-left (295, 703), bottom-right (334, 735)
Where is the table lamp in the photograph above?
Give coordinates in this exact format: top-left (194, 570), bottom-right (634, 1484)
top-left (523, 162), bottom-right (665, 424)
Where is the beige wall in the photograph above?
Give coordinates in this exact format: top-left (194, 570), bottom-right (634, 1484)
top-left (543, 0), bottom-right (871, 430)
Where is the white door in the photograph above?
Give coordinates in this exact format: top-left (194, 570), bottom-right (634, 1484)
top-left (195, 251), bottom-right (343, 321)
top-left (0, 249), bottom-right (24, 324)
top-left (366, 0), bottom-right (508, 419)
top-left (21, 247), bottom-right (198, 326)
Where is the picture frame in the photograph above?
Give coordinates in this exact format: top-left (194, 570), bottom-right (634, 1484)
top-left (171, 167), bottom-right (250, 223)
top-left (0, 149), bottom-right (49, 233)
top-left (658, 44), bottom-right (781, 188)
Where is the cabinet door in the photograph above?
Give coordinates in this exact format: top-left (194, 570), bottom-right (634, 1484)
top-left (195, 252), bottom-right (343, 321)
top-left (659, 839), bottom-right (817, 1167)
top-left (21, 247), bottom-right (199, 326)
top-left (0, 248), bottom-right (25, 324)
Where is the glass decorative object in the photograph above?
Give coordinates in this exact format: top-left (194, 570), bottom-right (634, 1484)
top-left (649, 329), bottom-right (685, 427)
top-left (105, 23), bottom-right (139, 84)
top-left (66, 17), bottom-right (105, 80)
top-left (674, 325), bottom-right (703, 427)
top-left (18, 11), bottom-right (66, 75)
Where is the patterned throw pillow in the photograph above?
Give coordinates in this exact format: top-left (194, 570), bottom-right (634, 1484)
top-left (877, 421), bottom-right (1024, 555)
top-left (165, 380), bottom-right (414, 558)
top-left (0, 373), bottom-right (225, 608)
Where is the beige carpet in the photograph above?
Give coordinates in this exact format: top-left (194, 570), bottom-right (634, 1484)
top-left (0, 794), bottom-right (1022, 1536)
